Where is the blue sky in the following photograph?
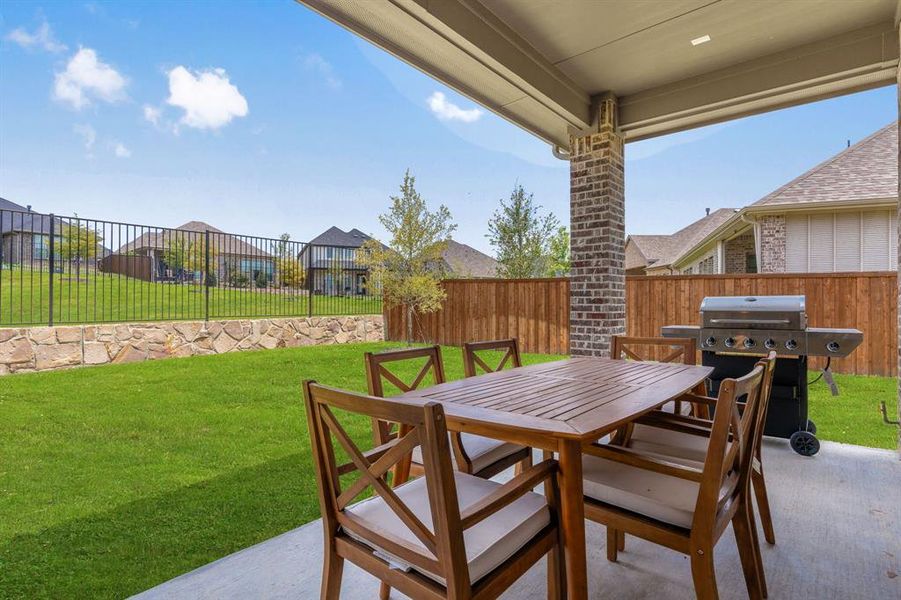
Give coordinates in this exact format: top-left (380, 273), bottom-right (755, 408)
top-left (1, 1), bottom-right (897, 256)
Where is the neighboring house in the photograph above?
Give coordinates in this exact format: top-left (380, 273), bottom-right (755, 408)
top-left (119, 220), bottom-right (274, 282)
top-left (625, 208), bottom-right (742, 275)
top-left (628, 121), bottom-right (898, 275)
top-left (440, 239), bottom-right (498, 278)
top-left (299, 226), bottom-right (373, 296)
top-left (1, 198), bottom-right (103, 268)
top-left (1, 197), bottom-right (48, 266)
top-left (299, 226), bottom-right (499, 295)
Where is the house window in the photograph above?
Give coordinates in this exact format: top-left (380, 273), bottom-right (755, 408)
top-left (33, 235), bottom-right (49, 259)
top-left (745, 253), bottom-right (757, 273)
top-left (786, 210), bottom-right (898, 272)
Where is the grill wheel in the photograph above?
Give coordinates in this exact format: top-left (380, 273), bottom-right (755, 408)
top-left (789, 430), bottom-right (820, 456)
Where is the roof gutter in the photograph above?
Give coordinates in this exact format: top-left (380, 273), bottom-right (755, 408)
top-left (744, 197), bottom-right (897, 214)
top-left (552, 145), bottom-right (570, 161)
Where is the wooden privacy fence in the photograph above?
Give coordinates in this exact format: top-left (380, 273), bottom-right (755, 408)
top-left (385, 278), bottom-right (571, 355)
top-left (384, 272), bottom-right (898, 376)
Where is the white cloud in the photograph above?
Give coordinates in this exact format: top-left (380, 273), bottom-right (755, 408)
top-left (427, 91), bottom-right (482, 123)
top-left (73, 123), bottom-right (96, 158)
top-left (53, 47), bottom-right (127, 109)
top-left (5, 20), bottom-right (67, 53)
top-left (142, 104), bottom-right (161, 126)
top-left (112, 141), bottom-right (131, 158)
top-left (166, 66), bottom-right (248, 130)
top-left (302, 53), bottom-right (341, 89)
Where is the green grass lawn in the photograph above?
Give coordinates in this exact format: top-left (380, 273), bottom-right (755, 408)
top-left (0, 267), bottom-right (381, 326)
top-left (0, 344), bottom-right (896, 598)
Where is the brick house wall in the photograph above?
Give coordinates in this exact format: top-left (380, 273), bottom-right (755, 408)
top-left (724, 230), bottom-right (757, 273)
top-left (758, 214), bottom-right (786, 273)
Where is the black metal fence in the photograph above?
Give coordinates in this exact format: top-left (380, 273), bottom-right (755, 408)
top-left (0, 208), bottom-right (381, 327)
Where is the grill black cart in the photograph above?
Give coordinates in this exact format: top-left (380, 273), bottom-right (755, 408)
top-left (662, 295), bottom-right (863, 456)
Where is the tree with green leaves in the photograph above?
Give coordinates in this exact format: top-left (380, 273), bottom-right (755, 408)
top-left (546, 226), bottom-right (570, 276)
top-left (359, 169), bottom-right (456, 343)
top-left (55, 220), bottom-right (103, 279)
top-left (487, 184), bottom-right (559, 278)
top-left (175, 237), bottom-right (218, 286)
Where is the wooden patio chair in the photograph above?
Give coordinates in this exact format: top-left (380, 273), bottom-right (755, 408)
top-left (462, 338), bottom-right (523, 378)
top-left (365, 346), bottom-right (529, 481)
top-left (462, 339), bottom-right (532, 475)
top-left (610, 335), bottom-right (704, 417)
top-left (303, 380), bottom-right (566, 600)
top-left (626, 352), bottom-right (779, 546)
top-left (580, 360), bottom-right (770, 600)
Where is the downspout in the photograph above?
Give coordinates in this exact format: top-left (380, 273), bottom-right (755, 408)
top-left (740, 212), bottom-right (761, 273)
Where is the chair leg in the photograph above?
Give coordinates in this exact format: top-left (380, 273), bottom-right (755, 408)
top-left (321, 545), bottom-right (344, 600)
top-left (732, 504), bottom-right (764, 600)
top-left (606, 527), bottom-right (619, 562)
top-left (547, 544), bottom-right (565, 600)
top-left (689, 546), bottom-right (718, 600)
top-left (617, 530), bottom-right (625, 551)
top-left (752, 467), bottom-right (776, 545)
top-left (744, 498), bottom-right (768, 599)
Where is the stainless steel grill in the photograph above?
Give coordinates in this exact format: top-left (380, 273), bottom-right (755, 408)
top-left (662, 295), bottom-right (862, 357)
top-left (661, 295), bottom-right (863, 456)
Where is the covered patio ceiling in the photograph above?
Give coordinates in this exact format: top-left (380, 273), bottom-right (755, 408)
top-left (298, 0), bottom-right (899, 146)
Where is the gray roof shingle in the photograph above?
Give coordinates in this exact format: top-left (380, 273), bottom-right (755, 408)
top-left (627, 208), bottom-right (739, 271)
top-left (751, 121), bottom-right (897, 208)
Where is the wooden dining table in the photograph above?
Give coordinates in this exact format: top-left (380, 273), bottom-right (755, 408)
top-left (396, 356), bottom-right (713, 600)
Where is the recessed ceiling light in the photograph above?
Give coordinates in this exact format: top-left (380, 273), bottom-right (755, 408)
top-left (691, 34), bottom-right (711, 46)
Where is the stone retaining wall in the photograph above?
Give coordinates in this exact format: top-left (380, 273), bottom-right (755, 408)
top-left (0, 315), bottom-right (384, 375)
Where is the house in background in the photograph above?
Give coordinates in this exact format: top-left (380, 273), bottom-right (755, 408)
top-left (1, 197), bottom-right (50, 266)
top-left (1, 198), bottom-right (107, 270)
top-left (627, 121), bottom-right (898, 276)
top-left (299, 226), bottom-right (499, 296)
top-left (625, 208), bottom-right (743, 275)
top-left (119, 221), bottom-right (274, 283)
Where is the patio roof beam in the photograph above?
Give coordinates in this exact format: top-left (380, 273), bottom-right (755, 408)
top-left (299, 0), bottom-right (592, 146)
top-left (619, 21), bottom-right (899, 141)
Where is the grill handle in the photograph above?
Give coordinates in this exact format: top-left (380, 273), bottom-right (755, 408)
top-left (707, 318), bottom-right (792, 326)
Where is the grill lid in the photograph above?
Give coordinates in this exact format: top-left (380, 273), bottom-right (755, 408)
top-left (701, 295), bottom-right (806, 330)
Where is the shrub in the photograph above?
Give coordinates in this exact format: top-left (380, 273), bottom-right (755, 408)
top-left (255, 272), bottom-right (268, 289)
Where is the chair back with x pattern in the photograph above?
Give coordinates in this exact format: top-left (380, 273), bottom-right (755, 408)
top-left (364, 346), bottom-right (447, 446)
top-left (691, 361), bottom-right (765, 536)
top-left (303, 381), bottom-right (470, 589)
top-left (611, 335), bottom-right (696, 365)
top-left (462, 338), bottom-right (523, 378)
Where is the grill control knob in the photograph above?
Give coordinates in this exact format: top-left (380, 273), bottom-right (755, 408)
top-left (826, 341), bottom-right (840, 353)
top-left (724, 337), bottom-right (736, 348)
top-left (743, 338), bottom-right (756, 349)
top-left (764, 338), bottom-right (776, 349)
top-left (704, 336), bottom-right (717, 348)
top-left (785, 339), bottom-right (798, 351)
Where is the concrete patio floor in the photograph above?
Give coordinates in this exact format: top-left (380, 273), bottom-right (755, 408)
top-left (134, 439), bottom-right (900, 599)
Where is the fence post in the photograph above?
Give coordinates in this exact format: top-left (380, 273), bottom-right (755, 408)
top-left (307, 244), bottom-right (314, 318)
top-left (204, 230), bottom-right (210, 322)
top-left (48, 214), bottom-right (55, 327)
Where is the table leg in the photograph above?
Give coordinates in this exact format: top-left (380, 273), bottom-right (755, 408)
top-left (558, 438), bottom-right (587, 600)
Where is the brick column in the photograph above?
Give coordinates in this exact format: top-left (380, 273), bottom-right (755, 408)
top-left (569, 95), bottom-right (626, 356)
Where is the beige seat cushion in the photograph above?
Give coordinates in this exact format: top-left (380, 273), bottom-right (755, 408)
top-left (628, 424), bottom-right (709, 464)
top-left (582, 453), bottom-right (703, 528)
top-left (412, 433), bottom-right (525, 474)
top-left (345, 472), bottom-right (549, 584)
